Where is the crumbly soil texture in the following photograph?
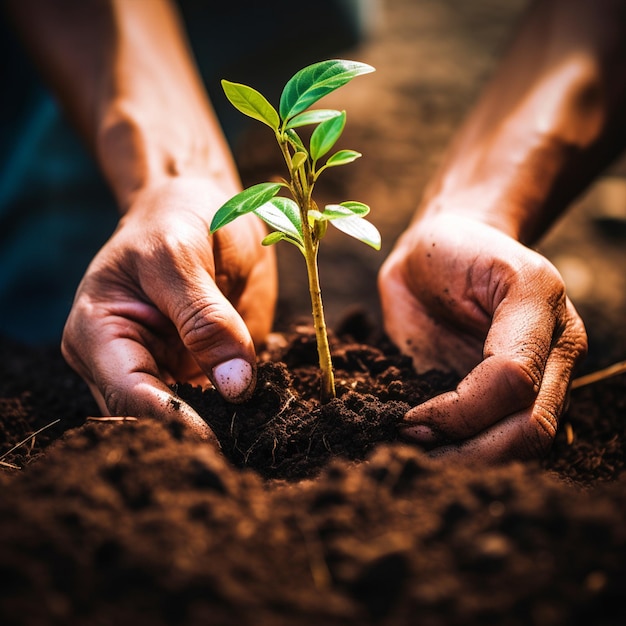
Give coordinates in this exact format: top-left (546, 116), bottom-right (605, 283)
top-left (176, 321), bottom-right (457, 482)
top-left (1, 320), bottom-right (626, 626)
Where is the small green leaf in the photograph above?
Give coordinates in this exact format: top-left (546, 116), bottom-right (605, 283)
top-left (222, 80), bottom-right (280, 130)
top-left (310, 111), bottom-right (346, 162)
top-left (339, 201), bottom-right (370, 216)
top-left (254, 196), bottom-right (303, 242)
top-left (261, 231), bottom-right (288, 246)
top-left (309, 201), bottom-right (369, 223)
top-left (325, 150), bottom-right (362, 167)
top-left (314, 217), bottom-right (328, 241)
top-left (210, 182), bottom-right (282, 233)
top-left (308, 209), bottom-right (325, 223)
top-left (279, 59), bottom-right (375, 121)
top-left (329, 215), bottom-right (381, 250)
top-left (324, 202), bottom-right (370, 218)
top-left (291, 151), bottom-right (308, 172)
top-left (285, 129), bottom-right (307, 153)
top-left (285, 109), bottom-right (342, 129)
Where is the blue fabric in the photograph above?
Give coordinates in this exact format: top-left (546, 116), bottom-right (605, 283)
top-left (0, 0), bottom-right (374, 345)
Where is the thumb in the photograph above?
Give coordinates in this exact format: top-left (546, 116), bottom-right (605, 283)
top-left (153, 272), bottom-right (258, 403)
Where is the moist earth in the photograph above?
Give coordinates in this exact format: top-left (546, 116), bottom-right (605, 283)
top-left (1, 323), bottom-right (625, 626)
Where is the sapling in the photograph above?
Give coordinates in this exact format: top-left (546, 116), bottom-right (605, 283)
top-left (210, 59), bottom-right (379, 402)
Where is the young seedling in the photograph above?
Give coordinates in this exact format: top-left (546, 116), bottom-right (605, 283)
top-left (210, 59), bottom-right (379, 402)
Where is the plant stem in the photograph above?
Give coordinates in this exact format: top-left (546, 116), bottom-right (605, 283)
top-left (302, 231), bottom-right (336, 402)
top-left (278, 134), bottom-right (335, 401)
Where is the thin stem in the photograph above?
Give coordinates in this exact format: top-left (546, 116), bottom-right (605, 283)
top-left (277, 133), bottom-right (335, 401)
top-left (302, 231), bottom-right (335, 402)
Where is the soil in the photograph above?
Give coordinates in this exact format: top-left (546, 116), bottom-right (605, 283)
top-left (2, 1), bottom-right (626, 625)
top-left (1, 323), bottom-right (626, 626)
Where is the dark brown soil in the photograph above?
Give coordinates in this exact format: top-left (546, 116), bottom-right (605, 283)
top-left (176, 320), bottom-right (457, 481)
top-left (2, 0), bottom-right (626, 624)
top-left (1, 324), bottom-right (626, 626)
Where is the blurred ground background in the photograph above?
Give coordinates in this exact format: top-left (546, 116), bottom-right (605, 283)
top-left (236, 0), bottom-right (626, 372)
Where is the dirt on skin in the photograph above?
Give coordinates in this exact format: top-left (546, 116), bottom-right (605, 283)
top-left (2, 0), bottom-right (626, 624)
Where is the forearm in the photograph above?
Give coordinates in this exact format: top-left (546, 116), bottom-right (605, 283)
top-left (7, 0), bottom-right (239, 210)
top-left (417, 0), bottom-right (626, 244)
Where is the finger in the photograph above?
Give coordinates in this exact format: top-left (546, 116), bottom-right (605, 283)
top-left (144, 266), bottom-right (258, 403)
top-left (401, 312), bottom-right (556, 444)
top-left (420, 306), bottom-right (587, 463)
top-left (81, 333), bottom-right (220, 445)
top-left (401, 255), bottom-right (569, 443)
top-left (401, 354), bottom-right (538, 444)
top-left (422, 410), bottom-right (529, 465)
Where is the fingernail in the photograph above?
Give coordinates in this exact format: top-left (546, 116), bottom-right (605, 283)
top-left (401, 424), bottom-right (437, 443)
top-left (212, 358), bottom-right (254, 402)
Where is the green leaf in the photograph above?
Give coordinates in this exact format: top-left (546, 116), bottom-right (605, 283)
top-left (314, 217), bottom-right (328, 241)
top-left (254, 196), bottom-right (303, 243)
top-left (285, 129), bottom-right (307, 153)
top-left (279, 59), bottom-right (375, 121)
top-left (329, 215), bottom-right (381, 250)
top-left (291, 151), bottom-right (308, 172)
top-left (308, 202), bottom-right (369, 223)
top-left (222, 80), bottom-right (280, 130)
top-left (310, 111), bottom-right (346, 162)
top-left (261, 231), bottom-right (288, 246)
top-left (324, 201), bottom-right (370, 218)
top-left (210, 182), bottom-right (282, 233)
top-left (308, 209), bottom-right (325, 223)
top-left (325, 150), bottom-right (362, 167)
top-left (285, 109), bottom-right (342, 129)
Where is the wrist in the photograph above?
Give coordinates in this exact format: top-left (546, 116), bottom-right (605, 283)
top-left (97, 99), bottom-right (240, 212)
top-left (415, 0), bottom-right (624, 245)
top-left (418, 76), bottom-right (602, 245)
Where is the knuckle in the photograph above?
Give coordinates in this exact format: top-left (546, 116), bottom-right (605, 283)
top-left (515, 252), bottom-right (566, 303)
top-left (101, 383), bottom-right (128, 417)
top-left (156, 225), bottom-right (198, 265)
top-left (178, 300), bottom-right (229, 353)
top-left (563, 305), bottom-right (589, 359)
top-left (503, 356), bottom-right (542, 403)
top-left (531, 257), bottom-right (567, 304)
top-left (526, 402), bottom-right (559, 457)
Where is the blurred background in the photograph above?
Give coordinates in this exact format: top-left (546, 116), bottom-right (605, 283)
top-left (235, 0), bottom-right (626, 372)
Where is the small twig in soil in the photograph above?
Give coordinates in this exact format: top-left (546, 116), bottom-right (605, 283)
top-left (86, 416), bottom-right (138, 422)
top-left (571, 359), bottom-right (626, 390)
top-left (0, 460), bottom-right (20, 470)
top-left (0, 418), bottom-right (61, 468)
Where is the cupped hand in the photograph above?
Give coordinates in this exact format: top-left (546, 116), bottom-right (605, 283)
top-left (61, 177), bottom-right (277, 443)
top-left (379, 214), bottom-right (587, 463)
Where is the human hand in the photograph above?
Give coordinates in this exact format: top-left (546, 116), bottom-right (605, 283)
top-left (62, 177), bottom-right (276, 443)
top-left (379, 214), bottom-right (587, 463)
